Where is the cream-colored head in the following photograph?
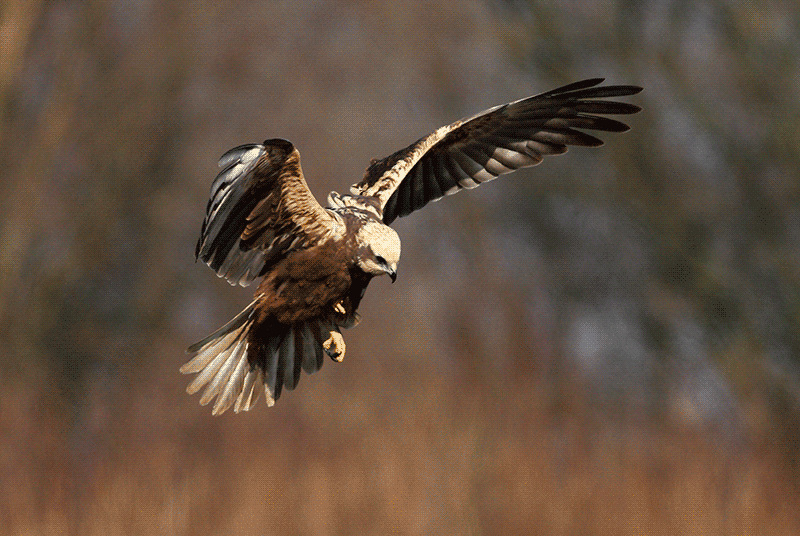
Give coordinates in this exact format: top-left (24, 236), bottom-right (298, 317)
top-left (355, 219), bottom-right (401, 281)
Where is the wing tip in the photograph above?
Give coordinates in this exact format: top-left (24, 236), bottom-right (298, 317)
top-left (217, 143), bottom-right (265, 167)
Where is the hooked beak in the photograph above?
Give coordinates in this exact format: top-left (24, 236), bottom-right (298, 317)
top-left (388, 265), bottom-right (397, 283)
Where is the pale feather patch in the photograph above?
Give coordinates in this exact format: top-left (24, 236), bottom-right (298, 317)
top-left (199, 339), bottom-right (245, 406)
top-left (483, 154), bottom-right (515, 174)
top-left (264, 386), bottom-right (276, 407)
top-left (235, 368), bottom-right (264, 413)
top-left (180, 330), bottom-right (238, 374)
top-left (526, 139), bottom-right (568, 157)
top-left (355, 220), bottom-right (401, 266)
top-left (214, 344), bottom-right (250, 415)
top-left (186, 340), bottom-right (238, 395)
top-left (458, 177), bottom-right (480, 189)
top-left (218, 144), bottom-right (265, 170)
top-left (491, 146), bottom-right (540, 168)
top-left (353, 124), bottom-right (456, 206)
top-left (183, 298), bottom-right (260, 413)
top-left (472, 168), bottom-right (496, 183)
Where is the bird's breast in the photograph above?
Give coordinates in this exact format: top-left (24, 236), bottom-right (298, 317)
top-left (254, 238), bottom-right (357, 325)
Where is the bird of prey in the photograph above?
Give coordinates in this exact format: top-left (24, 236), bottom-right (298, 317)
top-left (182, 78), bottom-right (642, 415)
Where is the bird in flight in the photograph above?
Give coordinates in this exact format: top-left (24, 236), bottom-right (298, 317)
top-left (182, 78), bottom-right (642, 415)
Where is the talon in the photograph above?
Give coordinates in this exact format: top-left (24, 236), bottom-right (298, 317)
top-left (323, 331), bottom-right (346, 362)
top-left (332, 301), bottom-right (360, 329)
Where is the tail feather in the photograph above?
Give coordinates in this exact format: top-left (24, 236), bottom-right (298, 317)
top-left (214, 344), bottom-right (251, 415)
top-left (289, 328), bottom-right (306, 389)
top-left (301, 323), bottom-right (324, 374)
top-left (235, 368), bottom-right (264, 413)
top-left (186, 299), bottom-right (256, 353)
top-left (262, 335), bottom-right (283, 407)
top-left (181, 328), bottom-right (240, 375)
top-left (182, 303), bottom-right (344, 414)
top-left (186, 337), bottom-right (241, 395)
top-left (200, 339), bottom-right (246, 408)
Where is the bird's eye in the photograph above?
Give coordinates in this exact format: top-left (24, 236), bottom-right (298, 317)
top-left (376, 256), bottom-right (387, 266)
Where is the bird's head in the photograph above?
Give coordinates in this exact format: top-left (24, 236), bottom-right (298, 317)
top-left (355, 219), bottom-right (400, 282)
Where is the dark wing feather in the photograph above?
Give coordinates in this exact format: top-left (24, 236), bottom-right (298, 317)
top-left (351, 78), bottom-right (642, 224)
top-left (195, 139), bottom-right (337, 286)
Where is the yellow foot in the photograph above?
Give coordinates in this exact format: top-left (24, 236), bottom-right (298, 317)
top-left (323, 331), bottom-right (346, 362)
top-left (332, 301), bottom-right (361, 329)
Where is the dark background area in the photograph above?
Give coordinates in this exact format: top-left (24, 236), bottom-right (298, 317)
top-left (2, 0), bottom-right (799, 534)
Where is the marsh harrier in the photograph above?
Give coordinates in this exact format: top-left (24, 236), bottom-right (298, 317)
top-left (182, 78), bottom-right (642, 414)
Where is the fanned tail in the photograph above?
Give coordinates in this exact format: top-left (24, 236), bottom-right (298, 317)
top-left (181, 299), bottom-right (263, 415)
top-left (182, 303), bottom-right (346, 415)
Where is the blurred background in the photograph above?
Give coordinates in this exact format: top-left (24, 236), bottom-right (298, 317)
top-left (1, 0), bottom-right (799, 534)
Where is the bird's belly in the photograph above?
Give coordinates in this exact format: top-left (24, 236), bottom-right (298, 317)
top-left (257, 269), bottom-right (352, 326)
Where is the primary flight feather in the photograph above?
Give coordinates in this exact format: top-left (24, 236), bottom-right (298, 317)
top-left (184, 78), bottom-right (642, 414)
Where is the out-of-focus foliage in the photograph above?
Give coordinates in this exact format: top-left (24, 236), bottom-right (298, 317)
top-left (1, 0), bottom-right (799, 533)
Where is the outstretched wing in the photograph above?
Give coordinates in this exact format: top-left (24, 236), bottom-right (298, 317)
top-left (351, 78), bottom-right (642, 224)
top-left (195, 138), bottom-right (339, 286)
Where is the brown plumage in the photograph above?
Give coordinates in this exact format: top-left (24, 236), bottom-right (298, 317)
top-left (183, 78), bottom-right (643, 414)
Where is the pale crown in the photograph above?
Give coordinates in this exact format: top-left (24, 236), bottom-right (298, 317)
top-left (355, 220), bottom-right (401, 276)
